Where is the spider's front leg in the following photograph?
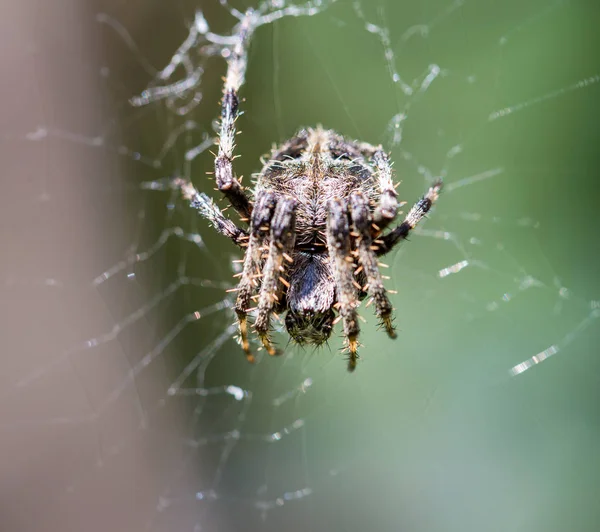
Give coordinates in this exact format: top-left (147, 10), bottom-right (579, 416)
top-left (349, 192), bottom-right (396, 339)
top-left (214, 19), bottom-right (254, 220)
top-left (235, 191), bottom-right (277, 362)
top-left (327, 198), bottom-right (361, 371)
top-left (254, 197), bottom-right (297, 355)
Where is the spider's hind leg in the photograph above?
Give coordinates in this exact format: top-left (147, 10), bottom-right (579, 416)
top-left (254, 197), bottom-right (297, 355)
top-left (349, 192), bottom-right (396, 339)
top-left (376, 181), bottom-right (442, 256)
top-left (327, 198), bottom-right (361, 371)
top-left (235, 191), bottom-right (277, 362)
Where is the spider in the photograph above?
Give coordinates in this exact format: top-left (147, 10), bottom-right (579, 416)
top-left (176, 12), bottom-right (441, 371)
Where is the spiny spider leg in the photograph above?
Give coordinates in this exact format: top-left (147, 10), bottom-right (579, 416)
top-left (366, 147), bottom-right (399, 233)
top-left (215, 16), bottom-right (254, 220)
top-left (175, 179), bottom-right (248, 247)
top-left (254, 197), bottom-right (297, 355)
top-left (349, 192), bottom-right (396, 339)
top-left (376, 181), bottom-right (443, 256)
top-left (235, 191), bottom-right (277, 362)
top-left (327, 198), bottom-right (361, 372)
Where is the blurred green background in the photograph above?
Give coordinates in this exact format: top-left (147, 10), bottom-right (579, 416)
top-left (2, 0), bottom-right (598, 531)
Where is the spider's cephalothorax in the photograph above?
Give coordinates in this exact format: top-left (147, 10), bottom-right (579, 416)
top-left (177, 12), bottom-right (441, 371)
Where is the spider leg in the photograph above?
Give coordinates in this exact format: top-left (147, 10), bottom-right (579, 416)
top-left (327, 198), bottom-right (361, 372)
top-left (215, 18), bottom-right (253, 220)
top-left (235, 191), bottom-right (277, 362)
top-left (370, 148), bottom-right (399, 233)
top-left (376, 181), bottom-right (442, 256)
top-left (349, 191), bottom-right (396, 339)
top-left (353, 144), bottom-right (398, 233)
top-left (254, 197), bottom-right (297, 355)
top-left (175, 179), bottom-right (248, 247)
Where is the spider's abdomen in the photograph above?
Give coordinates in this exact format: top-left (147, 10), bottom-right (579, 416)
top-left (284, 252), bottom-right (336, 346)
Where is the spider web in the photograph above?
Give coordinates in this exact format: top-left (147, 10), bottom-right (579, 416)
top-left (2, 0), bottom-right (600, 531)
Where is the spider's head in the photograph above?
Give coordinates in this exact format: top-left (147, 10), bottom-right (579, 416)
top-left (285, 309), bottom-right (335, 346)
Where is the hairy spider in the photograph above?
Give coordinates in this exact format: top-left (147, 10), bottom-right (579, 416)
top-left (176, 12), bottom-right (441, 371)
